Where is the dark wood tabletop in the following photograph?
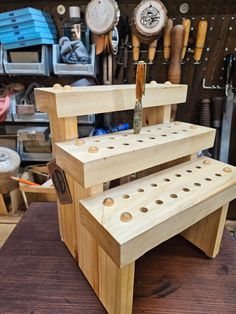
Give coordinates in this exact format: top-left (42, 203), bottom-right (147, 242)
top-left (0, 202), bottom-right (235, 314)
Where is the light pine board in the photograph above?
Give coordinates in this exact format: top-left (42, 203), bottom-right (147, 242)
top-left (55, 122), bottom-right (215, 188)
top-left (35, 83), bottom-right (187, 118)
top-left (80, 157), bottom-right (236, 267)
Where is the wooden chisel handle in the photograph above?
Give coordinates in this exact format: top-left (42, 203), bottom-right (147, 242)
top-left (136, 61), bottom-right (146, 101)
top-left (181, 19), bottom-right (191, 60)
top-left (148, 39), bottom-right (158, 64)
top-left (132, 34), bottom-right (140, 63)
top-left (168, 25), bottom-right (185, 84)
top-left (163, 18), bottom-right (173, 62)
top-left (194, 20), bottom-right (208, 62)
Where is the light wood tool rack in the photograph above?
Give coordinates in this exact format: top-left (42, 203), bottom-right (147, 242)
top-left (35, 83), bottom-right (236, 314)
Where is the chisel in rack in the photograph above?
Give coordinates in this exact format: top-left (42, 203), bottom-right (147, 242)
top-left (163, 18), bottom-right (173, 63)
top-left (194, 20), bottom-right (208, 63)
top-left (181, 18), bottom-right (191, 61)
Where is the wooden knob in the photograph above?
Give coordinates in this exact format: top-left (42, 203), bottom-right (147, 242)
top-left (181, 19), bottom-right (191, 60)
top-left (132, 34), bottom-right (140, 63)
top-left (203, 159), bottom-right (211, 165)
top-left (88, 146), bottom-right (99, 153)
top-left (168, 25), bottom-right (185, 84)
top-left (163, 18), bottom-right (173, 61)
top-left (120, 212), bottom-right (133, 222)
top-left (194, 21), bottom-right (208, 62)
top-left (103, 197), bottom-right (114, 206)
top-left (223, 167), bottom-right (232, 173)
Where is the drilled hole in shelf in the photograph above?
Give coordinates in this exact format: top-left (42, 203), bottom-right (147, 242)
top-left (182, 129), bottom-right (188, 132)
top-left (170, 194), bottom-right (178, 198)
top-left (172, 132), bottom-right (178, 134)
top-left (94, 140), bottom-right (100, 142)
top-left (164, 178), bottom-right (170, 182)
top-left (122, 194), bottom-right (130, 199)
top-left (183, 188), bottom-right (190, 192)
top-left (166, 125), bottom-right (172, 128)
top-left (194, 182), bottom-right (201, 186)
top-left (186, 170), bottom-right (192, 173)
top-left (140, 207), bottom-right (148, 213)
top-left (215, 173), bottom-right (222, 177)
top-left (110, 137), bottom-right (115, 140)
top-left (161, 134), bottom-right (167, 137)
top-left (156, 200), bottom-right (163, 205)
top-left (147, 130), bottom-right (151, 132)
top-left (175, 174), bottom-right (181, 177)
top-left (137, 139), bottom-right (143, 142)
top-left (123, 143), bottom-right (130, 146)
top-left (137, 188), bottom-right (144, 192)
top-left (196, 166), bottom-right (202, 169)
top-left (158, 127), bottom-right (162, 130)
top-left (205, 177), bottom-right (212, 181)
top-left (149, 137), bottom-right (156, 140)
top-left (151, 183), bottom-right (157, 187)
top-left (107, 146), bottom-right (114, 149)
top-left (120, 212), bottom-right (132, 222)
top-left (122, 134), bottom-right (128, 137)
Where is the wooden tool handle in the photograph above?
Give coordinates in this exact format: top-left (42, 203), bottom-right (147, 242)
top-left (168, 25), bottom-right (185, 84)
top-left (136, 61), bottom-right (146, 100)
top-left (132, 34), bottom-right (140, 63)
top-left (194, 20), bottom-right (208, 62)
top-left (148, 39), bottom-right (158, 63)
top-left (163, 18), bottom-right (173, 61)
top-left (181, 19), bottom-right (191, 60)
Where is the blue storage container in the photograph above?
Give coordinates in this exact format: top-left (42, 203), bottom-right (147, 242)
top-left (0, 13), bottom-right (54, 27)
top-left (0, 21), bottom-right (56, 34)
top-left (0, 28), bottom-right (57, 42)
top-left (0, 7), bottom-right (51, 21)
top-left (0, 45), bottom-right (4, 74)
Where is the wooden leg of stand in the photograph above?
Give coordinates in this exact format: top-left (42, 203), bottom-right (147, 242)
top-left (182, 204), bottom-right (229, 258)
top-left (0, 194), bottom-right (8, 215)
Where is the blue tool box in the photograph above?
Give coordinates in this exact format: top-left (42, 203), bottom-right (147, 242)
top-left (0, 7), bottom-right (51, 21)
top-left (0, 27), bottom-right (57, 41)
top-left (0, 14), bottom-right (54, 27)
top-left (0, 21), bottom-right (56, 35)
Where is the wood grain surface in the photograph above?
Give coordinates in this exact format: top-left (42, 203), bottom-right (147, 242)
top-left (0, 202), bottom-right (235, 313)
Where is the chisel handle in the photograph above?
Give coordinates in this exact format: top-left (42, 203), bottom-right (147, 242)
top-left (181, 19), bottom-right (191, 60)
top-left (132, 34), bottom-right (140, 63)
top-left (148, 39), bottom-right (158, 64)
top-left (136, 61), bottom-right (146, 101)
top-left (168, 25), bottom-right (185, 84)
top-left (163, 18), bottom-right (173, 61)
top-left (194, 20), bottom-right (208, 62)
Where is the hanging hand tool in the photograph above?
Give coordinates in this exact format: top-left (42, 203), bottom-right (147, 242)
top-left (163, 18), bottom-right (173, 63)
top-left (133, 61), bottom-right (146, 134)
top-left (211, 97), bottom-right (224, 159)
top-left (181, 19), bottom-right (191, 61)
top-left (147, 39), bottom-right (158, 82)
top-left (219, 54), bottom-right (235, 162)
top-left (132, 34), bottom-right (140, 63)
top-left (194, 20), bottom-right (208, 63)
top-left (168, 25), bottom-right (185, 120)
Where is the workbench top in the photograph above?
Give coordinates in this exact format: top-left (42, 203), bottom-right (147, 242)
top-left (0, 202), bottom-right (235, 313)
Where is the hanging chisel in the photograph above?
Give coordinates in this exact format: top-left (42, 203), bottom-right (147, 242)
top-left (194, 20), bottom-right (208, 63)
top-left (219, 54), bottom-right (235, 162)
top-left (163, 18), bottom-right (173, 63)
top-left (181, 18), bottom-right (191, 61)
top-left (133, 61), bottom-right (146, 134)
top-left (168, 25), bottom-right (185, 120)
top-left (147, 39), bottom-right (158, 82)
top-left (211, 96), bottom-right (224, 159)
top-left (132, 34), bottom-right (140, 63)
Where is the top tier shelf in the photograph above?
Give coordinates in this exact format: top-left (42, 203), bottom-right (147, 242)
top-left (35, 82), bottom-right (188, 118)
top-left (55, 121), bottom-right (215, 188)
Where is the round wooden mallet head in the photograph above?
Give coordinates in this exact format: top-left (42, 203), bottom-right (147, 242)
top-left (85, 0), bottom-right (120, 35)
top-left (132, 0), bottom-right (167, 43)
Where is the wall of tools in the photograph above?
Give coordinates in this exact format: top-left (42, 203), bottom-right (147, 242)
top-left (1, 0), bottom-right (236, 165)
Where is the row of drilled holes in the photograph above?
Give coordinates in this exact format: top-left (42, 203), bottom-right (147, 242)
top-left (119, 168), bottom-right (224, 221)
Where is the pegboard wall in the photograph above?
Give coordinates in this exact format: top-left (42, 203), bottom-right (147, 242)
top-left (1, 0), bottom-right (236, 164)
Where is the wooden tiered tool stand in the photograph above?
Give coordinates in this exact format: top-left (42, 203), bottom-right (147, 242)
top-left (35, 83), bottom-right (236, 314)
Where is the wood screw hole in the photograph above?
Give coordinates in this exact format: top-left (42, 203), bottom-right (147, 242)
top-left (170, 194), bottom-right (178, 198)
top-left (140, 207), bottom-right (148, 213)
top-left (156, 200), bottom-right (163, 205)
top-left (122, 194), bottom-right (130, 199)
top-left (137, 188), bottom-right (144, 192)
top-left (120, 212), bottom-right (132, 222)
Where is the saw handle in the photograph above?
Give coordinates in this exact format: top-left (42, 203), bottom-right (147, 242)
top-left (132, 34), bottom-right (140, 63)
top-left (163, 18), bottom-right (173, 61)
top-left (194, 21), bottom-right (208, 62)
top-left (136, 61), bottom-right (146, 101)
top-left (181, 19), bottom-right (191, 60)
top-left (168, 25), bottom-right (185, 84)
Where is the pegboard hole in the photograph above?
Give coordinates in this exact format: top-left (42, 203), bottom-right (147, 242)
top-left (137, 188), bottom-right (144, 193)
top-left (122, 194), bottom-right (130, 199)
top-left (183, 188), bottom-right (190, 192)
top-left (156, 200), bottom-right (164, 205)
top-left (140, 207), bottom-right (149, 213)
top-left (170, 194), bottom-right (178, 198)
